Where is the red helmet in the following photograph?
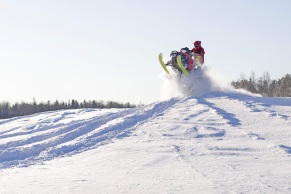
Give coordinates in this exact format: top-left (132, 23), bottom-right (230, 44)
top-left (194, 41), bottom-right (201, 47)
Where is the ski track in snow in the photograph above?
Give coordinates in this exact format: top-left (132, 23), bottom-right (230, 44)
top-left (0, 91), bottom-right (291, 193)
top-left (130, 93), bottom-right (291, 193)
top-left (0, 99), bottom-right (179, 168)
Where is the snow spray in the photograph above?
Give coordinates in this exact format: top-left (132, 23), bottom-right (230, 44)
top-left (159, 66), bottom-right (236, 100)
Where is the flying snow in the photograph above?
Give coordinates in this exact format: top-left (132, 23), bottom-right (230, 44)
top-left (160, 66), bottom-right (260, 100)
top-left (160, 66), bottom-right (233, 100)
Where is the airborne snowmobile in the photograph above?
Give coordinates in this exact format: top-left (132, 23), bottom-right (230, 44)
top-left (158, 47), bottom-right (201, 76)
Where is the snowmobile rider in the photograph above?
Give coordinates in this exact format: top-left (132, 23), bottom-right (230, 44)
top-left (179, 47), bottom-right (194, 71)
top-left (164, 48), bottom-right (194, 71)
top-left (191, 41), bottom-right (205, 65)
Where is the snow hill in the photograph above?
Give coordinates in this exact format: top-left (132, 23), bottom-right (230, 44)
top-left (0, 68), bottom-right (290, 193)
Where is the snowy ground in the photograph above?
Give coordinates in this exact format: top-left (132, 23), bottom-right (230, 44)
top-left (0, 69), bottom-right (291, 193)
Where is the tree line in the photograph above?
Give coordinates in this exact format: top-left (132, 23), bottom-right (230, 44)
top-left (0, 99), bottom-right (139, 119)
top-left (1, 72), bottom-right (290, 119)
top-left (231, 72), bottom-right (291, 97)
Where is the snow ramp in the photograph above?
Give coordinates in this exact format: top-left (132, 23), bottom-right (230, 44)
top-left (0, 92), bottom-right (291, 193)
top-left (0, 92), bottom-right (290, 167)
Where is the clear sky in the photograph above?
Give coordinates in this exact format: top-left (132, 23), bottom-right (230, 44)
top-left (1, 0), bottom-right (291, 104)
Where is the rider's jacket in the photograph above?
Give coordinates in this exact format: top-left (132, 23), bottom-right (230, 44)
top-left (191, 46), bottom-right (205, 56)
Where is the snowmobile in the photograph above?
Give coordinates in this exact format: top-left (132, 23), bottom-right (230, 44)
top-left (158, 47), bottom-right (196, 76)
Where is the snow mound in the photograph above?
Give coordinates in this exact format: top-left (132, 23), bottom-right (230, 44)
top-left (0, 92), bottom-right (291, 193)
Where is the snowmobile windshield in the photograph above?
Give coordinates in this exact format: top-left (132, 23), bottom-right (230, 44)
top-left (170, 51), bottom-right (178, 57)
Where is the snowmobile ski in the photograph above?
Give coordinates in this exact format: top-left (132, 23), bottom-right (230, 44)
top-left (176, 55), bottom-right (189, 75)
top-left (158, 53), bottom-right (170, 74)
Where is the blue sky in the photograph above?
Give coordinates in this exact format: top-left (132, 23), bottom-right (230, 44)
top-left (1, 0), bottom-right (291, 104)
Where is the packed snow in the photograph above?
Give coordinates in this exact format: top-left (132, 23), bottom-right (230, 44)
top-left (0, 67), bottom-right (290, 193)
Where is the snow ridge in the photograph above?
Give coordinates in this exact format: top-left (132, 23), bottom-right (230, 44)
top-left (0, 99), bottom-right (179, 168)
top-left (0, 92), bottom-right (290, 193)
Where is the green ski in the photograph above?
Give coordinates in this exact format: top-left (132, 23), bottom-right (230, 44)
top-left (158, 53), bottom-right (170, 74)
top-left (176, 55), bottom-right (189, 75)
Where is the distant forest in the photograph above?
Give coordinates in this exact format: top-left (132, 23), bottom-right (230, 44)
top-left (0, 99), bottom-right (139, 119)
top-left (231, 72), bottom-right (291, 97)
top-left (1, 72), bottom-right (290, 120)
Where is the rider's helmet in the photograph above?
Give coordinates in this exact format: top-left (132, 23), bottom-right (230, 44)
top-left (194, 41), bottom-right (201, 48)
